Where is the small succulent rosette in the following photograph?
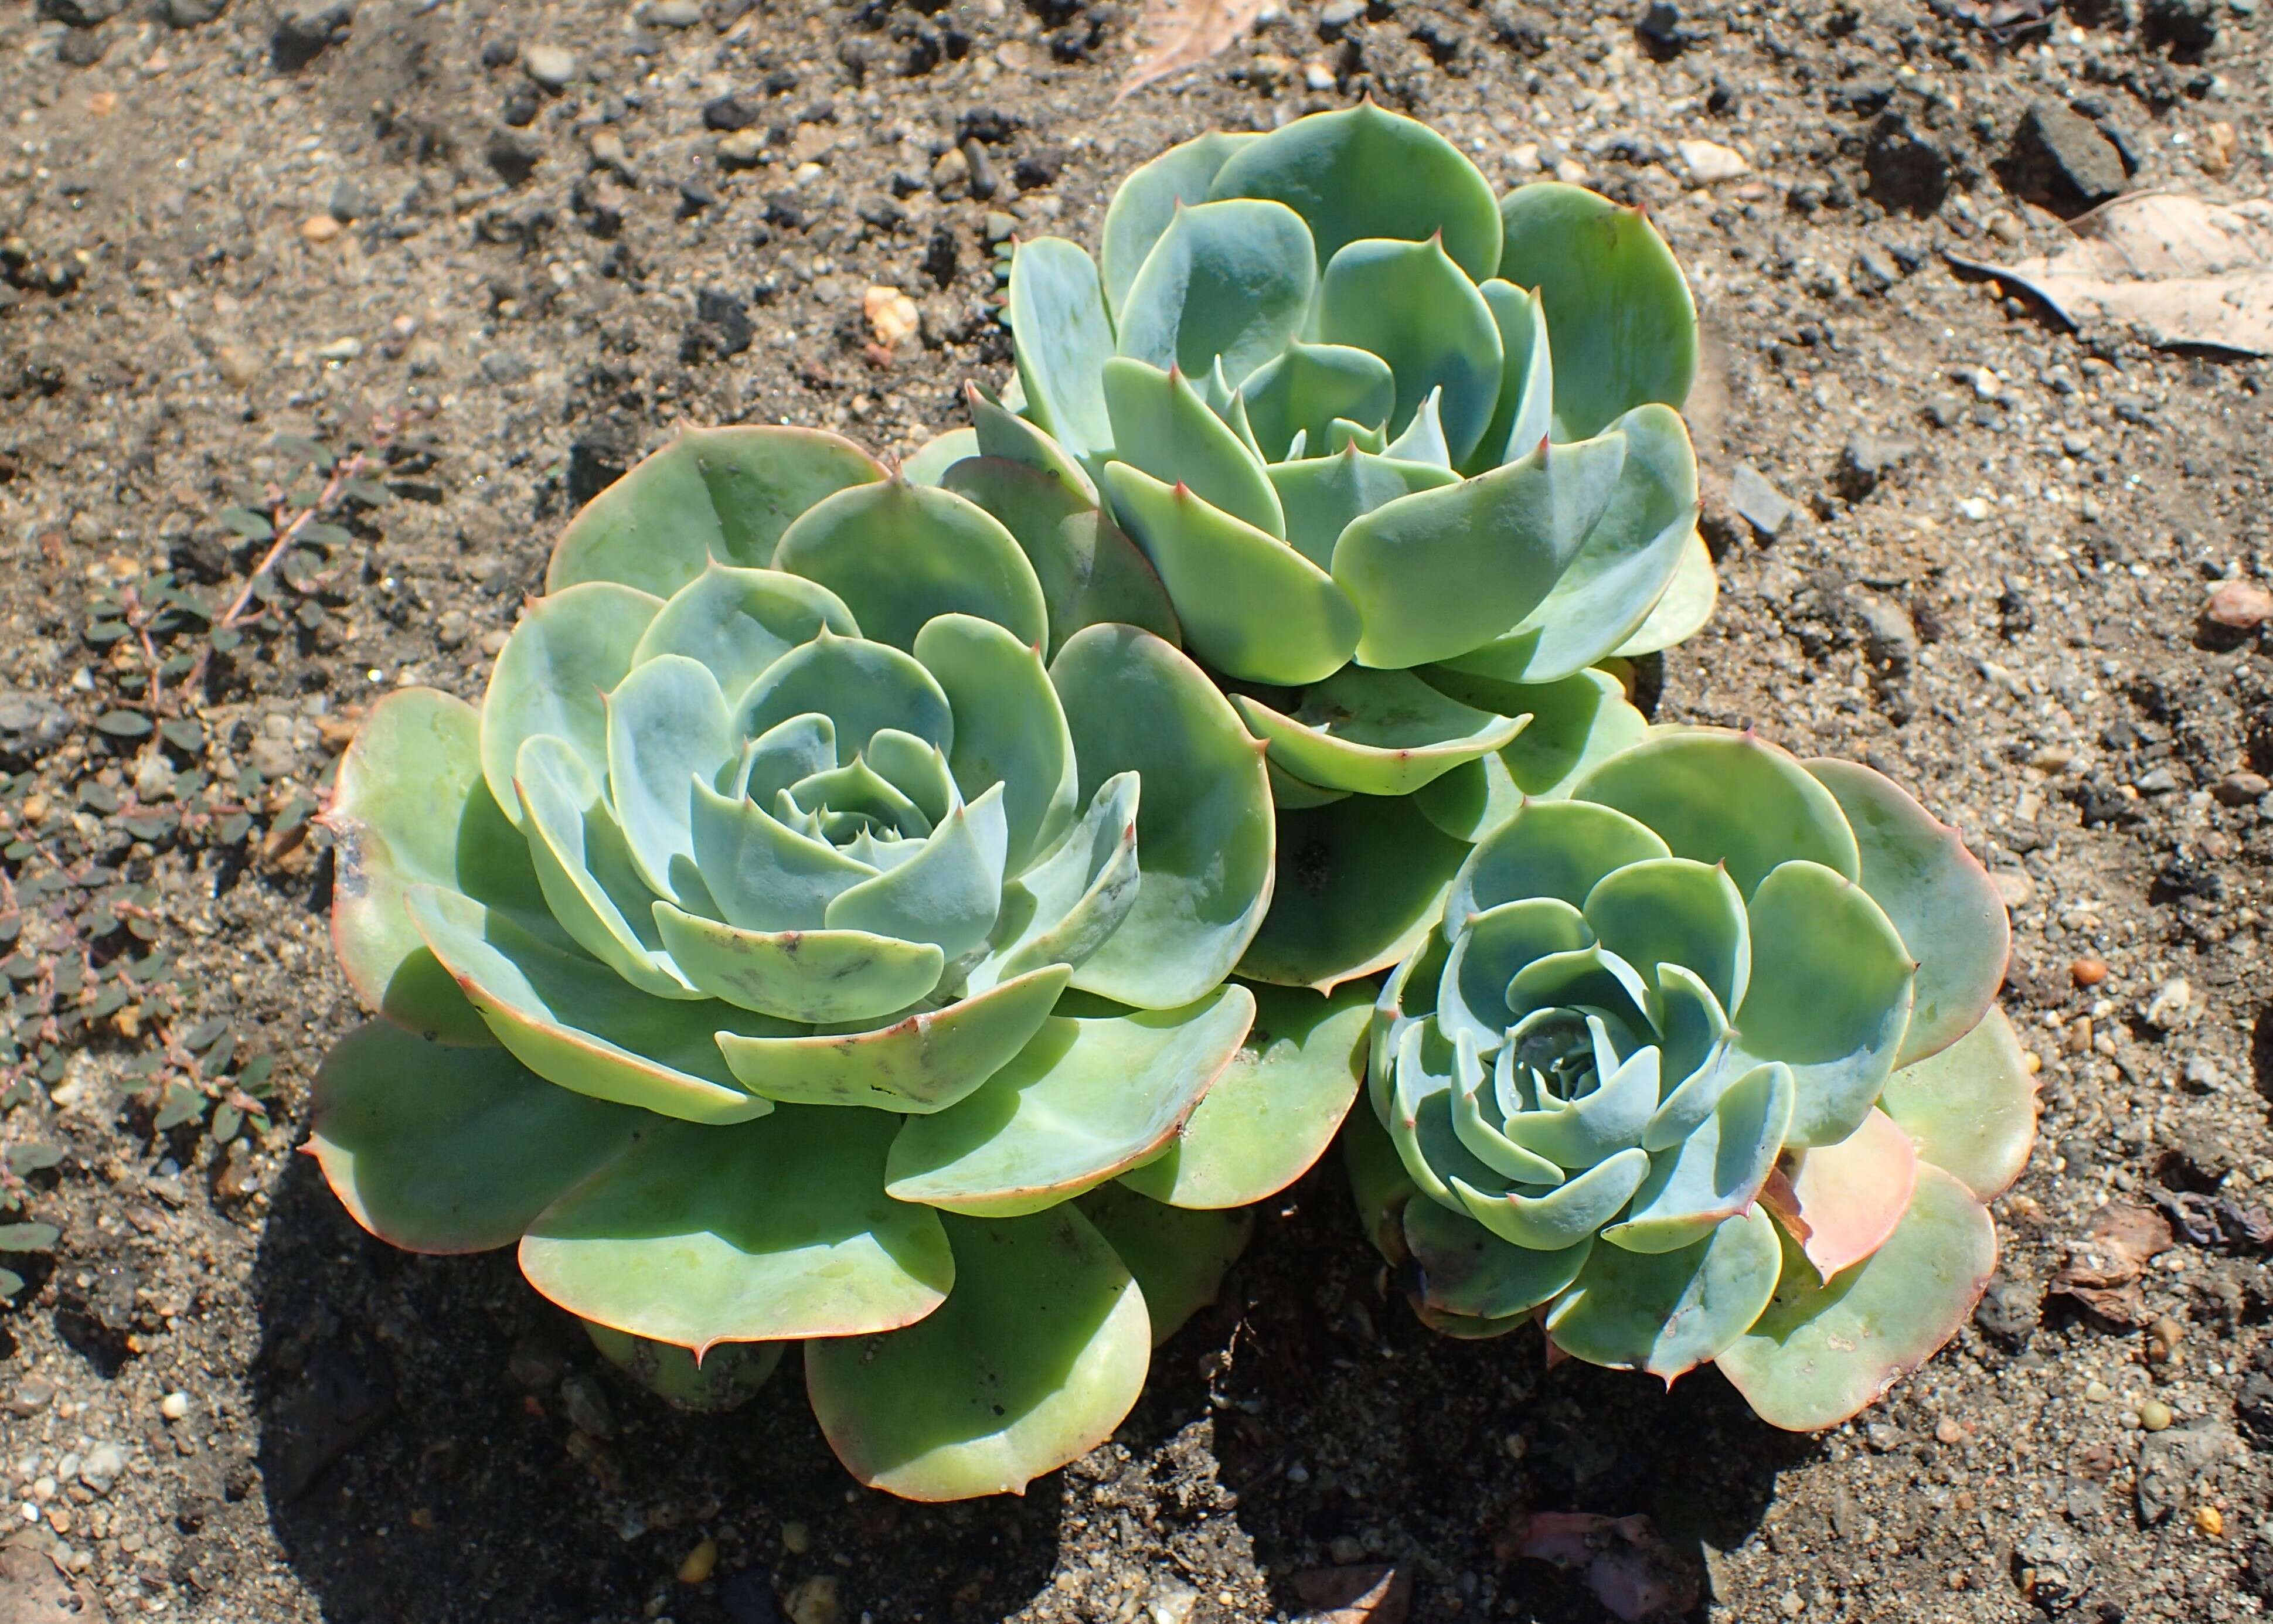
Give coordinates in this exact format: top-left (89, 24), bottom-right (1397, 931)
top-left (1349, 728), bottom-right (2039, 1426)
top-left (311, 427), bottom-right (1372, 1500)
top-left (911, 101), bottom-right (1714, 992)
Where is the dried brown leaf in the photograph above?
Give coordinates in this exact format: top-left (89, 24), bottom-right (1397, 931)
top-left (1952, 192), bottom-right (2273, 356)
top-left (2047, 1200), bottom-right (2175, 1325)
top-left (1291, 1565), bottom-right (1410, 1624)
top-left (1115, 0), bottom-right (1272, 104)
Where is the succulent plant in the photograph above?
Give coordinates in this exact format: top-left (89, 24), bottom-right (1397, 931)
top-left (1349, 728), bottom-right (2038, 1426)
top-left (309, 427), bottom-right (1374, 1500)
top-left (911, 102), bottom-right (1714, 991)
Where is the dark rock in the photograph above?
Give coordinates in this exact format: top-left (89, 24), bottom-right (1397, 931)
top-left (761, 67), bottom-right (798, 95)
top-left (0, 690), bottom-right (71, 770)
top-left (57, 27), bottom-right (107, 66)
top-left (676, 181), bottom-right (716, 220)
top-left (763, 193), bottom-right (807, 232)
top-left (38, 0), bottom-right (122, 23)
top-left (705, 94), bottom-right (759, 131)
top-left (566, 426), bottom-right (640, 506)
top-left (486, 130), bottom-right (542, 186)
top-left (2136, 1420), bottom-right (2234, 1525)
top-left (1730, 462), bottom-right (1795, 539)
top-left (1636, 1), bottom-right (1697, 58)
top-left (1864, 110), bottom-right (1952, 213)
top-left (680, 288), bottom-right (753, 362)
top-left (162, 0), bottom-right (226, 24)
top-left (501, 88), bottom-right (539, 127)
top-left (1014, 146), bottom-right (1064, 190)
top-left (1850, 245), bottom-right (1898, 295)
top-left (720, 1568), bottom-right (782, 1624)
top-left (2006, 101), bottom-right (2127, 210)
top-left (168, 530), bottom-right (231, 583)
top-left (271, 2), bottom-right (355, 72)
top-left (2143, 0), bottom-right (2217, 57)
top-left (1835, 432), bottom-right (1921, 499)
top-left (326, 178), bottom-right (369, 222)
top-left (263, 1339), bottom-right (394, 1504)
top-left (1974, 1274), bottom-right (2041, 1346)
top-left (921, 224), bottom-right (958, 289)
top-left (961, 139), bottom-right (998, 200)
top-left (955, 107), bottom-right (1019, 145)
top-left (479, 38), bottom-right (518, 69)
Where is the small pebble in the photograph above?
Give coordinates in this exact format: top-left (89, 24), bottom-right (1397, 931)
top-left (2214, 771), bottom-right (2270, 806)
top-left (678, 1536), bottom-right (719, 1585)
top-left (2146, 1315), bottom-right (2184, 1361)
top-left (2204, 579), bottom-right (2273, 632)
top-left (159, 1391), bottom-right (189, 1421)
top-left (2137, 1398), bottom-right (2173, 1431)
top-left (2084, 1379), bottom-right (2112, 1402)
top-left (781, 1519), bottom-right (812, 1554)
top-left (2071, 957), bottom-right (2108, 988)
top-left (1934, 1417), bottom-right (1964, 1445)
top-left (2197, 1505), bottom-right (2226, 1537)
top-left (524, 43), bottom-right (576, 90)
top-left (300, 214), bottom-right (342, 244)
top-left (785, 1575), bottom-right (842, 1624)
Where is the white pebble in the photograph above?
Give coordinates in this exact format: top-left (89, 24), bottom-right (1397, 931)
top-left (159, 1392), bottom-right (190, 1422)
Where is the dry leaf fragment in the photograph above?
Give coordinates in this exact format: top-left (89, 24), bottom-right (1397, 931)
top-left (1951, 191), bottom-right (2273, 356)
top-left (1115, 0), bottom-right (1274, 103)
top-left (1291, 1565), bottom-right (1410, 1624)
top-left (2047, 1200), bottom-right (2174, 1325)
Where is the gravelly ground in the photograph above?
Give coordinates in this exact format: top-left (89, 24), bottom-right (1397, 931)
top-left (2, 1), bottom-right (2272, 1620)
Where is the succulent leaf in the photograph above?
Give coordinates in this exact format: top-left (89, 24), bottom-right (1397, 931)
top-left (1876, 1006), bottom-right (2037, 1202)
top-left (1076, 1184), bottom-right (1252, 1345)
top-left (1008, 236), bottom-right (1117, 464)
top-left (1543, 1205), bottom-right (1783, 1380)
top-left (1230, 667), bottom-right (1527, 798)
top-left (1238, 793), bottom-right (1468, 992)
top-left (481, 581), bottom-right (661, 832)
top-left (1112, 198), bottom-right (1316, 386)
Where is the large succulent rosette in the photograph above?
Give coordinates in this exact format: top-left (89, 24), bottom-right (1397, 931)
top-left (1350, 728), bottom-right (2039, 1425)
top-left (913, 102), bottom-right (1716, 992)
top-left (311, 428), bottom-right (1372, 1500)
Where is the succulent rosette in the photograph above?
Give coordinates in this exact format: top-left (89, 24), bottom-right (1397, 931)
top-left (911, 102), bottom-right (1714, 992)
top-left (1348, 728), bottom-right (2039, 1426)
top-left (310, 427), bottom-right (1373, 1500)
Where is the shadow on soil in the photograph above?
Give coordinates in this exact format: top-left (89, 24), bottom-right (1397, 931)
top-left (252, 1146), bottom-right (1789, 1623)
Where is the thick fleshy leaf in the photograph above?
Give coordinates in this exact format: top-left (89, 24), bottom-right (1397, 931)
top-left (1316, 236), bottom-right (1505, 462)
top-left (1345, 1090), bottom-right (1423, 1261)
top-left (631, 564), bottom-right (860, 702)
top-left (1240, 793), bottom-right (1467, 992)
top-left (1383, 387), bottom-right (1452, 468)
top-left (605, 655), bottom-right (735, 901)
top-left (1404, 1196), bottom-right (1592, 1321)
top-left (736, 628), bottom-right (954, 762)
top-left (1611, 530), bottom-right (1717, 658)
top-left (1103, 358), bottom-right (1285, 537)
top-left (1008, 237), bottom-right (1117, 464)
top-left (546, 427), bottom-right (887, 594)
top-left (407, 886), bottom-right (782, 1123)
top-left (1730, 861), bottom-right (1914, 1149)
top-left (327, 687), bottom-right (548, 1045)
top-left (1268, 445), bottom-right (1459, 572)
top-left (1877, 1007), bottom-right (2037, 1202)
top-left (1240, 344), bottom-right (1398, 467)
top-left (1451, 1147), bottom-right (1651, 1250)
top-left (1434, 898), bottom-right (1594, 1055)
top-left (651, 901), bottom-right (946, 1023)
top-left (824, 785), bottom-right (1009, 961)
top-left (1448, 405), bottom-right (1697, 685)
top-left (1118, 980), bottom-right (1368, 1208)
top-left (1581, 857), bottom-right (1750, 1019)
top-left (1209, 101), bottom-right (1503, 281)
top-left (481, 581), bottom-right (661, 830)
top-left (1231, 668), bottom-right (1525, 798)
top-left (1113, 198), bottom-right (1316, 387)
top-left (1493, 1026), bottom-right (1662, 1170)
top-left (1497, 185), bottom-right (1696, 442)
top-left (690, 781), bottom-right (873, 933)
top-left (1447, 799), bottom-right (1669, 929)
top-left (737, 714), bottom-right (838, 804)
top-left (969, 384), bottom-right (1103, 506)
top-left (1076, 1183), bottom-right (1251, 1346)
top-left (1101, 462), bottom-right (1359, 687)
top-left (975, 773), bottom-right (1142, 992)
top-left (1470, 280), bottom-right (1554, 475)
top-left (773, 479), bottom-right (1048, 653)
top-left (940, 457), bottom-right (1181, 655)
top-left (1806, 758), bottom-right (2010, 1068)
top-left (807, 1208), bottom-right (1151, 1500)
top-left (1332, 430), bottom-right (1625, 671)
top-left (309, 1020), bottom-right (642, 1254)
top-left (1604, 1061), bottom-right (1793, 1254)
top-left (716, 965), bottom-right (1070, 1114)
top-left (1572, 730), bottom-right (1861, 896)
top-left (586, 1323), bottom-right (784, 1411)
top-left (914, 613), bottom-right (1079, 874)
top-left (1543, 1206), bottom-right (1782, 1381)
top-left (884, 986), bottom-right (1251, 1216)
top-left (515, 734), bottom-right (698, 999)
top-left (1412, 669), bottom-right (1649, 843)
top-left (899, 427), bottom-right (979, 488)
top-left (520, 1107), bottom-right (954, 1354)
top-left (1760, 1107), bottom-right (1919, 1282)
top-left (1717, 1164), bottom-right (1995, 1429)
top-left (1101, 130), bottom-right (1260, 317)
top-left (1050, 625), bottom-right (1274, 1007)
